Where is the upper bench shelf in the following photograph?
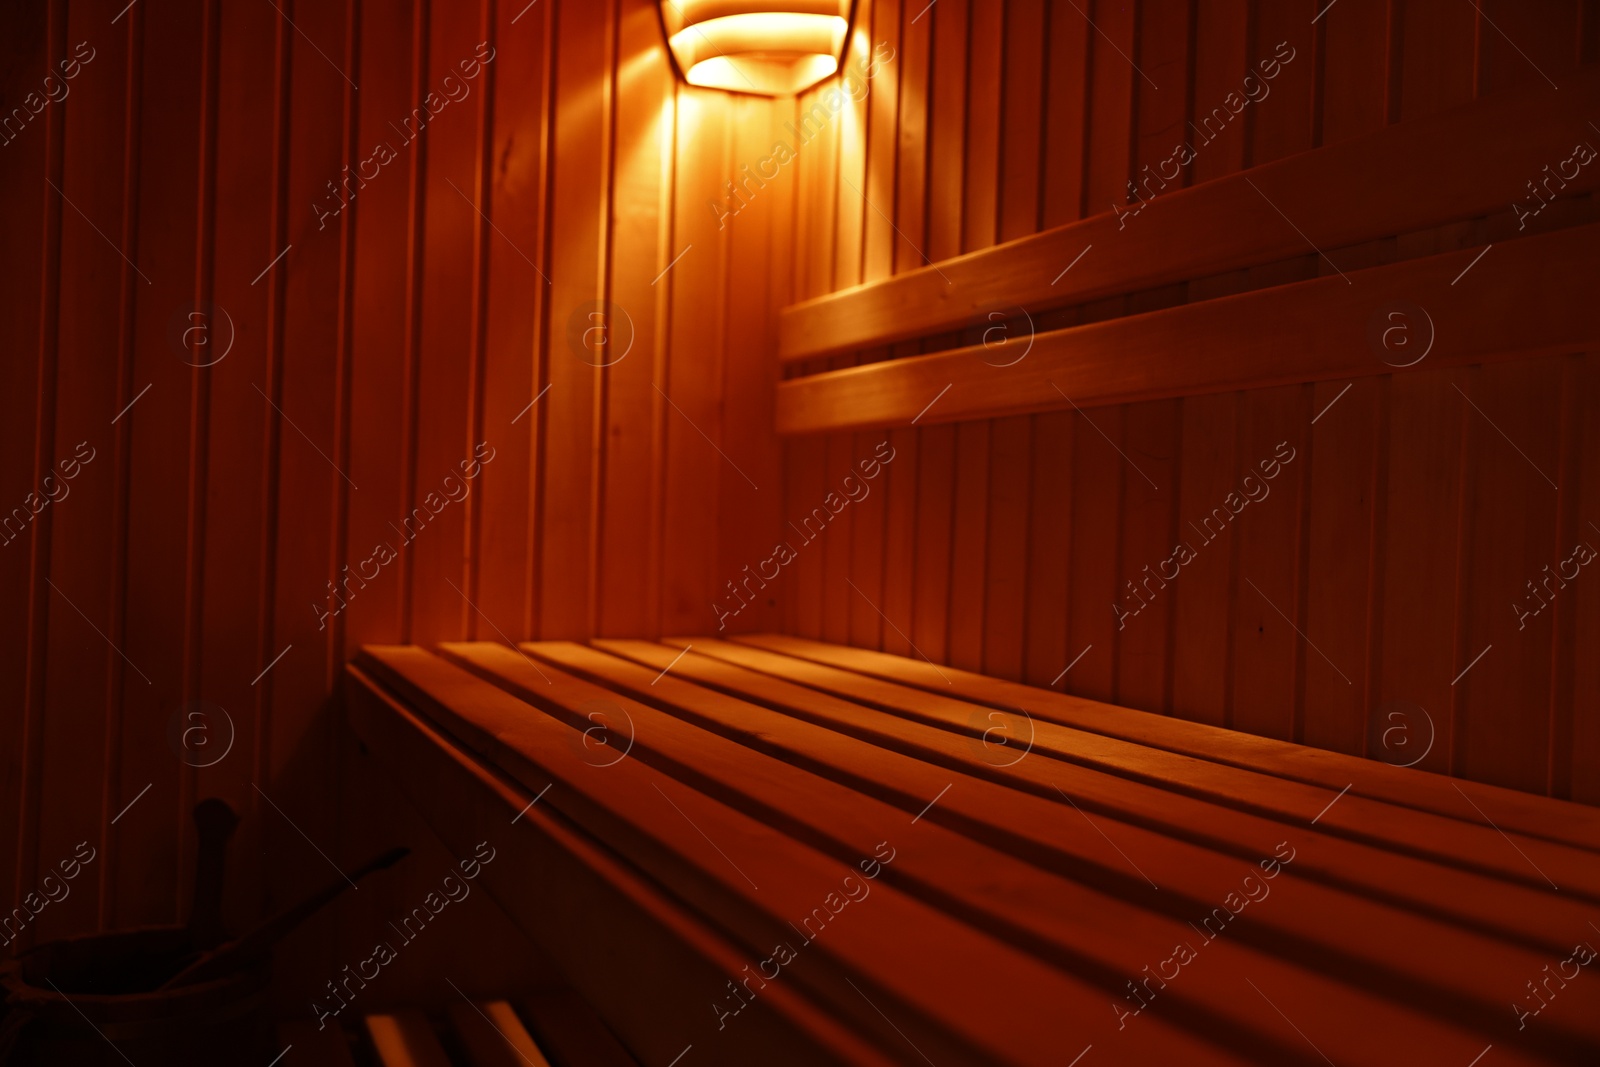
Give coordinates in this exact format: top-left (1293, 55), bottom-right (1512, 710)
top-left (777, 63), bottom-right (1600, 365)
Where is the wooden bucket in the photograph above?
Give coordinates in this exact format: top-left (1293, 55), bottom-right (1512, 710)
top-left (0, 927), bottom-right (272, 1066)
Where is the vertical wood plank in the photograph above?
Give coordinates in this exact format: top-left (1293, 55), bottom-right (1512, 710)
top-left (600, 0), bottom-right (672, 638)
top-left (1041, 0), bottom-right (1090, 228)
top-left (982, 415), bottom-right (1031, 679)
top-left (946, 420), bottom-right (990, 671)
top-left (114, 0), bottom-right (205, 929)
top-left (1114, 398), bottom-right (1180, 713)
top-left (1567, 352), bottom-right (1600, 803)
top-left (719, 95), bottom-right (783, 634)
top-left (862, 0), bottom-right (901, 283)
top-left (1475, 0), bottom-right (1577, 96)
top-left (1377, 368), bottom-right (1465, 777)
top-left (1066, 403), bottom-right (1123, 703)
top-left (661, 89), bottom-right (729, 633)
top-left (34, 0), bottom-right (127, 942)
top-left (1454, 359), bottom-right (1563, 792)
top-left (190, 0), bottom-right (279, 941)
top-left (910, 423), bottom-right (956, 664)
top-left (1170, 392), bottom-right (1237, 725)
top-left (1319, 0), bottom-right (1391, 146)
top-left (539, 0), bottom-right (612, 639)
top-left (962, 0), bottom-right (1003, 252)
top-left (1399, 0), bottom-right (1476, 118)
top-left (924, 0), bottom-right (968, 263)
top-left (472, 0), bottom-right (553, 641)
top-left (1250, 0), bottom-right (1316, 166)
top-left (1302, 377), bottom-right (1381, 756)
top-left (1187, 0), bottom-right (1249, 184)
top-left (1023, 411), bottom-right (1073, 686)
top-left (999, 0), bottom-right (1047, 242)
top-left (1228, 384), bottom-right (1311, 743)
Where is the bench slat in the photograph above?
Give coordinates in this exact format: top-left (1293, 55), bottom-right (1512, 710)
top-left (731, 633), bottom-right (1600, 852)
top-left (355, 647), bottom-right (1240, 1067)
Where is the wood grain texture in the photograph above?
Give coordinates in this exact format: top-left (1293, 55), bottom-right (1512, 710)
top-left (1, 0), bottom-right (787, 966)
top-left (775, 221), bottom-right (1600, 434)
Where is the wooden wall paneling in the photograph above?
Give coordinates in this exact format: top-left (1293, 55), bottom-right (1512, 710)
top-left (980, 416), bottom-right (1030, 679)
top-left (961, 0), bottom-right (1003, 254)
top-left (1454, 358), bottom-right (1565, 792)
top-left (1185, 0), bottom-right (1248, 184)
top-left (812, 83), bottom-right (838, 299)
top-left (1109, 3), bottom-right (1189, 713)
top-left (1475, 0), bottom-right (1578, 96)
top-left (861, 0), bottom-right (900, 284)
top-left (834, 11), bottom-right (872, 292)
top-left (33, 0), bottom-right (127, 944)
top-left (12, 0), bottom-right (62, 949)
top-left (1318, 0), bottom-right (1390, 146)
top-left (924, 0), bottom-right (967, 263)
top-left (945, 420), bottom-right (990, 674)
top-left (818, 14), bottom-right (876, 646)
top-left (1298, 0), bottom-right (1392, 759)
top-left (600, 0), bottom-right (671, 637)
top-left (1249, 0), bottom-right (1316, 166)
top-left (1021, 411), bottom-right (1072, 686)
top-left (1132, 0), bottom-right (1192, 196)
top-left (843, 0), bottom-right (899, 649)
top-left (0, 1), bottom-right (52, 922)
top-left (998, 0), bottom-right (1047, 242)
top-left (1169, 391), bottom-right (1237, 725)
top-left (190, 0), bottom-right (278, 942)
top-left (1398, 0), bottom-right (1476, 118)
top-left (791, 91), bottom-right (815, 300)
top-left (848, 428), bottom-right (887, 648)
top-left (114, 0), bottom-right (206, 930)
top-left (719, 95), bottom-right (783, 635)
top-left (538, 0), bottom-right (612, 639)
top-left (910, 423), bottom-right (955, 664)
top-left (1081, 0), bottom-right (1132, 217)
top-left (879, 3), bottom-right (928, 656)
top-left (471, 0), bottom-right (553, 639)
top-left (1568, 352), bottom-right (1600, 802)
top-left (1171, 4), bottom-right (1241, 723)
top-left (1227, 381), bottom-right (1311, 743)
top-left (1065, 401), bottom-right (1122, 703)
top-left (263, 0), bottom-right (355, 995)
top-left (893, 0), bottom-right (930, 274)
top-left (977, 0), bottom-right (1047, 679)
top-left (1114, 395), bottom-right (1180, 713)
top-left (879, 426), bottom-right (919, 656)
top-left (659, 88), bottom-right (729, 634)
top-left (1041, 0), bottom-right (1089, 228)
top-left (942, 1), bottom-right (1003, 674)
top-left (786, 435), bottom-right (828, 638)
top-left (333, 0), bottom-right (418, 991)
top-left (1301, 377), bottom-right (1381, 757)
top-left (1376, 368), bottom-right (1465, 778)
top-left (1548, 352), bottom-right (1582, 799)
top-left (819, 432), bottom-right (856, 644)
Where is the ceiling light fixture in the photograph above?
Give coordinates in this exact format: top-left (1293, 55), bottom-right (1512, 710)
top-left (660, 1), bottom-right (854, 96)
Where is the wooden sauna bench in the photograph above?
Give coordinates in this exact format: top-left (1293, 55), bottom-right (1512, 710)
top-left (344, 637), bottom-right (1600, 1067)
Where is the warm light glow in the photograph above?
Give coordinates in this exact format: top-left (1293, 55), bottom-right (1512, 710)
top-left (661, 3), bottom-right (851, 96)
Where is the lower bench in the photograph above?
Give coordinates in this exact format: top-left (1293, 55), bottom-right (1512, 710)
top-left (344, 635), bottom-right (1600, 1067)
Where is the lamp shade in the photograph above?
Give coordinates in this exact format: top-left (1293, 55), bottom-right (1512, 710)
top-left (661, 0), bottom-right (853, 96)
